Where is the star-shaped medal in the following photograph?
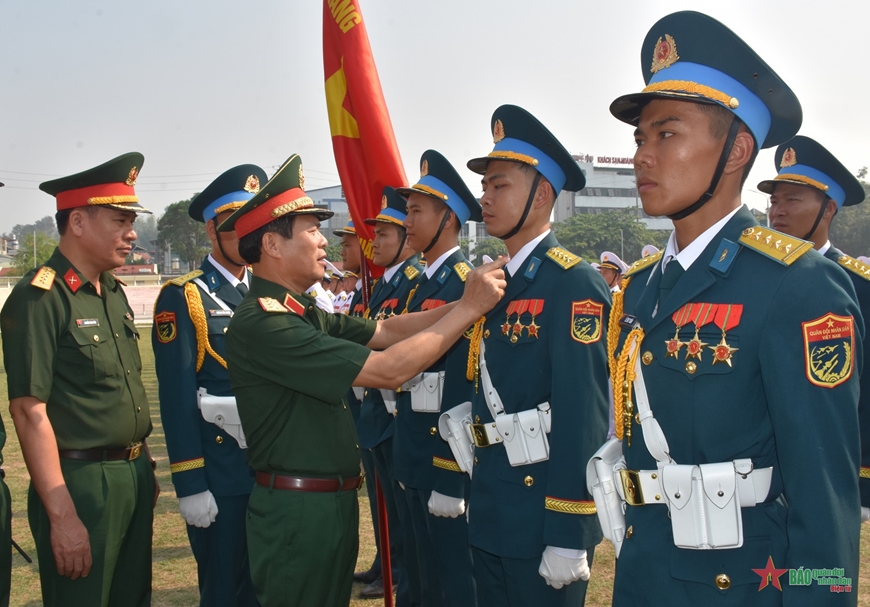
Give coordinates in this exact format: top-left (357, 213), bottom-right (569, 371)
top-left (527, 319), bottom-right (540, 338)
top-left (710, 335), bottom-right (738, 366)
top-left (502, 314), bottom-right (512, 336)
top-left (664, 328), bottom-right (685, 358)
top-left (685, 329), bottom-right (708, 361)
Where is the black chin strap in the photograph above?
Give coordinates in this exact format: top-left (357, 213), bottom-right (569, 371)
top-left (668, 117), bottom-right (742, 221)
top-left (422, 209), bottom-right (453, 255)
top-left (497, 172), bottom-right (541, 240)
top-left (216, 230), bottom-right (246, 268)
top-left (803, 197), bottom-right (831, 242)
top-left (385, 228), bottom-right (408, 269)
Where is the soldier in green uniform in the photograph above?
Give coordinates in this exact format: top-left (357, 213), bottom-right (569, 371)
top-left (217, 153), bottom-right (506, 607)
top-left (358, 187), bottom-right (425, 602)
top-left (758, 137), bottom-right (870, 521)
top-left (394, 150), bottom-right (480, 607)
top-left (152, 164), bottom-right (266, 606)
top-left (1, 153), bottom-right (157, 607)
top-left (596, 11), bottom-right (862, 605)
top-left (460, 105), bottom-right (611, 607)
top-left (0, 184), bottom-right (10, 607)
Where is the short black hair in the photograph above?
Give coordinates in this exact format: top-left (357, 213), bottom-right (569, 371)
top-left (516, 162), bottom-right (557, 204)
top-left (696, 103), bottom-right (757, 187)
top-left (56, 206), bottom-right (98, 236)
top-left (238, 215), bottom-right (295, 264)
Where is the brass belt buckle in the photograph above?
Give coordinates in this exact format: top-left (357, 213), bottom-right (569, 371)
top-left (470, 424), bottom-right (490, 448)
top-left (128, 443), bottom-right (142, 461)
top-left (619, 469), bottom-right (645, 506)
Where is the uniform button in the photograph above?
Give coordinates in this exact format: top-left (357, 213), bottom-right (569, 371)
top-left (355, 444), bottom-right (359, 449)
top-left (524, 476), bottom-right (534, 487)
top-left (715, 573), bottom-right (731, 590)
top-left (510, 334), bottom-right (518, 343)
top-left (686, 361), bottom-right (697, 374)
top-left (642, 351), bottom-right (653, 365)
top-left (126, 370), bottom-right (131, 375)
top-left (626, 525), bottom-right (634, 538)
top-left (475, 416), bottom-right (480, 423)
top-left (93, 335), bottom-right (100, 342)
top-left (474, 457), bottom-right (478, 466)
top-left (430, 427), bottom-right (437, 435)
top-left (343, 404), bottom-right (347, 410)
top-left (137, 407), bottom-right (141, 412)
top-left (223, 327), bottom-right (228, 333)
top-left (114, 333), bottom-right (119, 339)
top-left (215, 436), bottom-right (223, 444)
top-left (364, 390), bottom-right (368, 397)
top-left (484, 330), bottom-right (490, 338)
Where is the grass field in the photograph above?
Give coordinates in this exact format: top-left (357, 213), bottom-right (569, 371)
top-left (0, 334), bottom-right (867, 605)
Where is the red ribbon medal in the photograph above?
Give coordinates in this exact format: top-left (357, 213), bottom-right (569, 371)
top-left (512, 300), bottom-right (530, 337)
top-left (503, 300), bottom-right (519, 336)
top-left (685, 303), bottom-right (717, 360)
top-left (710, 304), bottom-right (743, 366)
top-left (666, 304), bottom-right (694, 358)
top-left (527, 299), bottom-right (544, 338)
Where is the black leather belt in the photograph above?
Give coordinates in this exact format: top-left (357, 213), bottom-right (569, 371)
top-left (255, 472), bottom-right (362, 492)
top-left (59, 443), bottom-right (143, 462)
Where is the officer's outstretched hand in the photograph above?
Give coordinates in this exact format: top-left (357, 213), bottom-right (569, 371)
top-left (179, 490), bottom-right (220, 528)
top-left (51, 511), bottom-right (92, 579)
top-left (428, 490), bottom-right (466, 518)
top-left (539, 546), bottom-right (590, 589)
top-left (459, 256), bottom-right (508, 316)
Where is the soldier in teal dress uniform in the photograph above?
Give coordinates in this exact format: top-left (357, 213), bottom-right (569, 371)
top-left (358, 187), bottom-right (425, 603)
top-left (601, 11), bottom-right (862, 606)
top-left (152, 165), bottom-right (265, 606)
top-left (463, 105), bottom-right (611, 607)
top-left (758, 136), bottom-right (870, 520)
top-left (393, 150), bottom-right (481, 607)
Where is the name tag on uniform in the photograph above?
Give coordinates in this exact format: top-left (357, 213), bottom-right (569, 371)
top-left (208, 310), bottom-right (233, 317)
top-left (76, 319), bottom-right (100, 327)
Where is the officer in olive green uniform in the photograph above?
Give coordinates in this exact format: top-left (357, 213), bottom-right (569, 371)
top-left (463, 105), bottom-right (610, 607)
top-left (1, 153), bottom-right (155, 607)
top-left (0, 420), bottom-right (11, 607)
top-left (758, 137), bottom-right (870, 516)
top-left (601, 12), bottom-right (861, 605)
top-left (153, 164), bottom-right (265, 607)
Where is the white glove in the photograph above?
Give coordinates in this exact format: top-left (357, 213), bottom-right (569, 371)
top-left (179, 490), bottom-right (219, 528)
top-left (538, 546), bottom-right (590, 589)
top-left (862, 507), bottom-right (870, 523)
top-left (427, 491), bottom-right (466, 518)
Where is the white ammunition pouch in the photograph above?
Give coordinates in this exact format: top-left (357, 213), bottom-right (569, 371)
top-left (402, 371), bottom-right (445, 413)
top-left (439, 402), bottom-right (475, 478)
top-left (379, 389), bottom-right (398, 415)
top-left (585, 438), bottom-right (628, 557)
top-left (588, 325), bottom-right (773, 554)
top-left (352, 387), bottom-right (365, 402)
top-left (197, 387), bottom-right (247, 449)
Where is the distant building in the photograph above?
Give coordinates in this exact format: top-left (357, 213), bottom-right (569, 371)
top-left (307, 185), bottom-right (349, 239)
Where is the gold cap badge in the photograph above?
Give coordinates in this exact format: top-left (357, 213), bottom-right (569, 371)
top-left (780, 148), bottom-right (797, 168)
top-left (421, 159), bottom-right (429, 177)
top-left (126, 167), bottom-right (139, 186)
top-left (244, 175), bottom-right (260, 193)
top-left (381, 195), bottom-right (388, 210)
top-left (493, 119), bottom-right (505, 143)
top-left (650, 34), bottom-right (679, 73)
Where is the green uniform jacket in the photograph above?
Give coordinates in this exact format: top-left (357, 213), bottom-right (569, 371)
top-left (612, 207), bottom-right (862, 606)
top-left (468, 232), bottom-right (610, 559)
top-left (1, 248), bottom-right (151, 449)
top-left (823, 246), bottom-right (870, 508)
top-left (225, 275), bottom-right (376, 477)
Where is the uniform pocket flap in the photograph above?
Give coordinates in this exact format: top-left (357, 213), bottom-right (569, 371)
top-left (517, 409), bottom-right (542, 439)
top-left (422, 372), bottom-right (443, 394)
top-left (662, 464), bottom-right (696, 510)
top-left (495, 414), bottom-right (517, 443)
top-left (700, 462), bottom-right (737, 509)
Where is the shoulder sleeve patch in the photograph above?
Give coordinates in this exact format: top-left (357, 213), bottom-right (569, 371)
top-left (454, 262), bottom-right (472, 282)
top-left (625, 250), bottom-right (663, 277)
top-left (738, 226), bottom-right (813, 266)
top-left (30, 266), bottom-right (56, 291)
top-left (545, 247), bottom-right (581, 270)
top-left (404, 265), bottom-right (420, 281)
top-left (258, 297), bottom-right (289, 313)
top-left (837, 255), bottom-right (870, 281)
top-left (168, 270), bottom-right (204, 287)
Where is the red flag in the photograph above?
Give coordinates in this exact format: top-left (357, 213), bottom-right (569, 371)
top-left (323, 0), bottom-right (406, 280)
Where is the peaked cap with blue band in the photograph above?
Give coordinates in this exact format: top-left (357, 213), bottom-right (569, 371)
top-left (332, 219), bottom-right (357, 237)
top-left (365, 187), bottom-right (409, 227)
top-left (188, 164), bottom-right (269, 224)
top-left (396, 150), bottom-right (482, 224)
top-left (467, 105), bottom-right (585, 193)
top-left (757, 136), bottom-right (865, 209)
top-left (609, 11), bottom-right (802, 150)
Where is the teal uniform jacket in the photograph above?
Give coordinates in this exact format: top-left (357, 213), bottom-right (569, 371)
top-left (468, 232), bottom-right (610, 559)
top-left (393, 249), bottom-right (473, 495)
top-left (358, 257), bottom-right (424, 450)
top-left (152, 259), bottom-right (255, 498)
top-left (345, 289), bottom-right (366, 424)
top-left (823, 246), bottom-right (870, 508)
top-left (612, 207), bottom-right (862, 606)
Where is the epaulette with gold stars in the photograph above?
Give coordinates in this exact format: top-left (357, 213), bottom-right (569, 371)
top-left (624, 250), bottom-right (663, 277)
top-left (738, 226), bottom-right (813, 266)
top-left (30, 266), bottom-right (56, 291)
top-left (545, 247), bottom-right (581, 270)
top-left (168, 270), bottom-right (204, 287)
top-left (404, 265), bottom-right (420, 281)
top-left (837, 254), bottom-right (870, 281)
top-left (454, 261), bottom-right (473, 282)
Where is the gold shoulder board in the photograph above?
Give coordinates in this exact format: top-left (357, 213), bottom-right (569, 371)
top-left (168, 270), bottom-right (204, 287)
top-left (30, 266), bottom-right (56, 291)
top-left (545, 247), bottom-right (581, 270)
top-left (625, 250), bottom-right (663, 277)
top-left (838, 255), bottom-right (870, 281)
top-left (738, 226), bottom-right (813, 266)
top-left (454, 262), bottom-right (472, 282)
top-left (404, 265), bottom-right (420, 281)
top-left (258, 297), bottom-right (289, 313)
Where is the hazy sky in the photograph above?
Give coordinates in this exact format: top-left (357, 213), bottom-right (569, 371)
top-left (2, 0), bottom-right (868, 233)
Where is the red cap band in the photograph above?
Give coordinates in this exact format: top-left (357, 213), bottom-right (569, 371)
top-left (235, 188), bottom-right (312, 238)
top-left (55, 183), bottom-right (138, 211)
